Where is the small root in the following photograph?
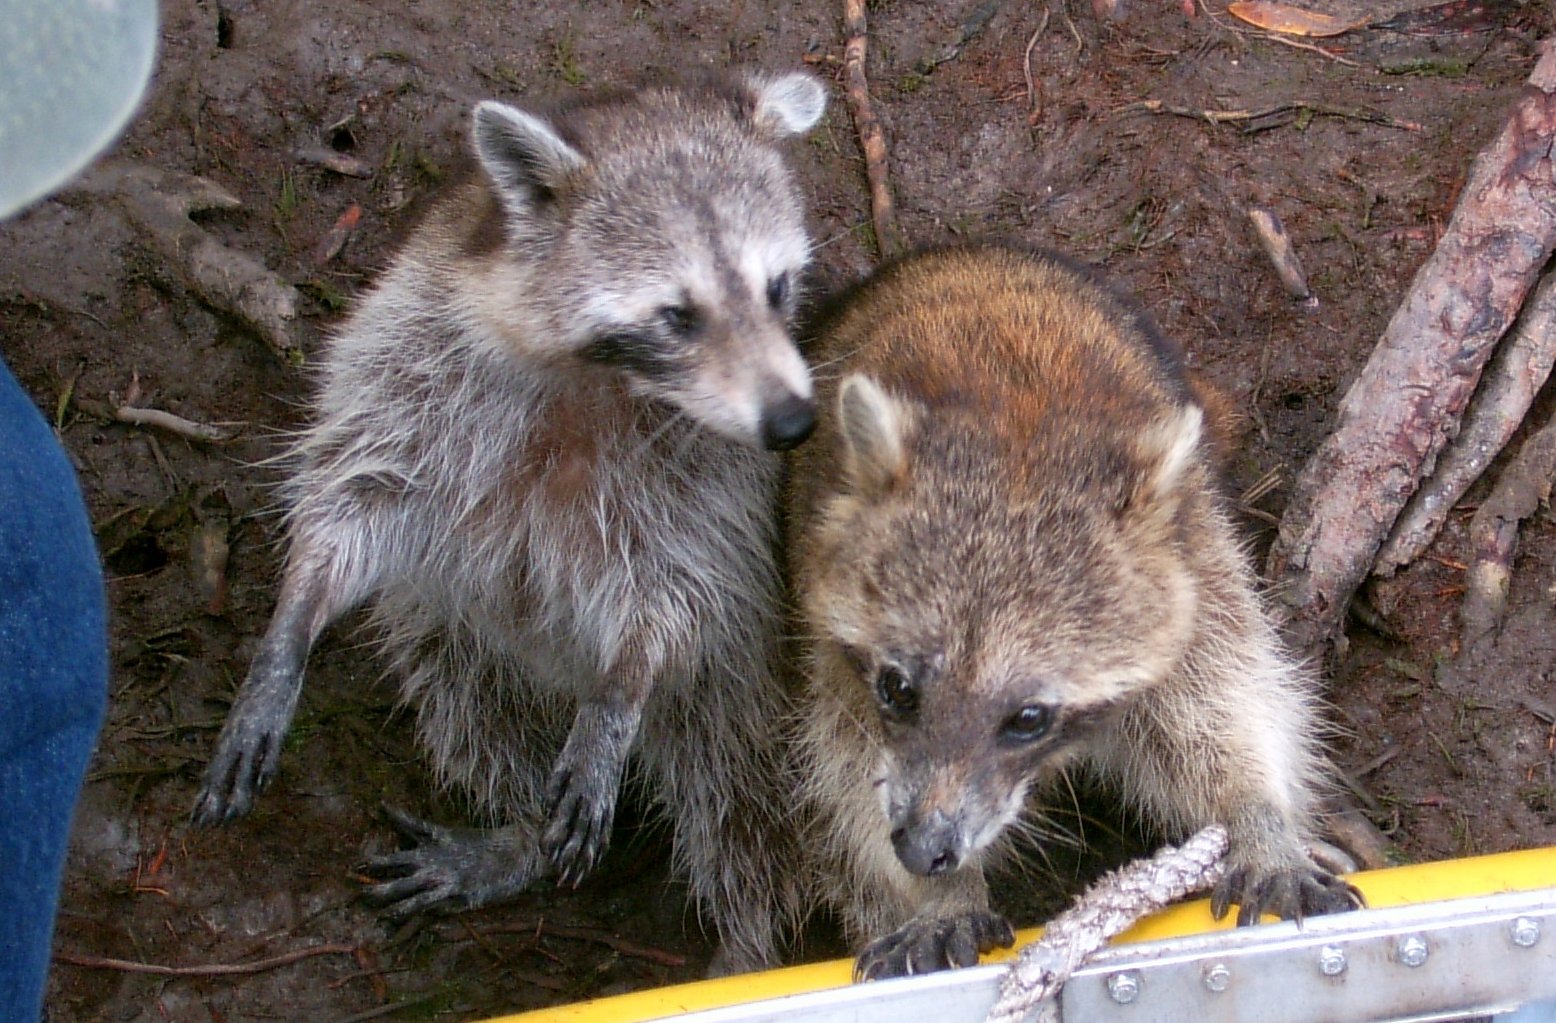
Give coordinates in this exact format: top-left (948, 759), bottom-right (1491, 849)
top-left (54, 943), bottom-right (358, 977)
top-left (842, 0), bottom-right (907, 260)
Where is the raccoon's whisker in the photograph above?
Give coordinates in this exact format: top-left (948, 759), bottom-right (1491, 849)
top-left (623, 406), bottom-right (692, 466)
top-left (804, 341), bottom-right (873, 377)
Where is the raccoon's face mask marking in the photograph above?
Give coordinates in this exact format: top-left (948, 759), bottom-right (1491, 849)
top-left (568, 218), bottom-right (816, 449)
top-left (469, 75), bottom-right (825, 452)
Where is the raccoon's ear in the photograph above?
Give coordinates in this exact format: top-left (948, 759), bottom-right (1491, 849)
top-left (745, 72), bottom-right (828, 138)
top-left (838, 374), bottom-right (910, 499)
top-left (1137, 403), bottom-right (1204, 504)
top-left (472, 101), bottom-right (587, 207)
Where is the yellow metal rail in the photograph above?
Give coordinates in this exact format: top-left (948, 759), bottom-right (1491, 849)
top-left (486, 845), bottom-right (1556, 1023)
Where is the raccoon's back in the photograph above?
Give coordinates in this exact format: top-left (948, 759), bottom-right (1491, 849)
top-left (808, 245), bottom-right (1194, 432)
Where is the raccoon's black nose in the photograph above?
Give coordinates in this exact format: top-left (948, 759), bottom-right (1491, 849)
top-left (891, 821), bottom-right (961, 877)
top-left (760, 396), bottom-right (817, 451)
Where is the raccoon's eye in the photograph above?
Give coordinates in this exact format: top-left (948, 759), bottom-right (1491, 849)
top-left (1001, 704), bottom-right (1054, 743)
top-left (659, 304), bottom-right (698, 335)
top-left (766, 273), bottom-right (790, 310)
top-left (875, 665), bottom-right (918, 718)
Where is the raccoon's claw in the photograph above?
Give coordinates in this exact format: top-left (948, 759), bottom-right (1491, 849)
top-left (190, 713), bottom-right (286, 826)
top-left (360, 806), bottom-right (539, 918)
top-left (855, 910), bottom-right (1015, 981)
top-left (1211, 862), bottom-right (1365, 926)
top-left (541, 765), bottom-right (615, 888)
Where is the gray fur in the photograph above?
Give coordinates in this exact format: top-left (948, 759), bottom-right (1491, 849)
top-left (192, 71), bottom-right (827, 972)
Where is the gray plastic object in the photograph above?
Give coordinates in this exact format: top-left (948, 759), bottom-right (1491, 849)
top-left (0, 0), bottom-right (158, 218)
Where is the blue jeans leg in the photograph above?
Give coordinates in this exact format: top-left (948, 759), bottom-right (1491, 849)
top-left (0, 356), bottom-right (108, 1022)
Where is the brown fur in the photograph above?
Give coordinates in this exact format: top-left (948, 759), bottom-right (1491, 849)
top-left (784, 244), bottom-right (1358, 979)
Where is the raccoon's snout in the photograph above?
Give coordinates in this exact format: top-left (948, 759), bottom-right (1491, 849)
top-left (760, 394), bottom-right (817, 451)
top-left (890, 811), bottom-right (962, 877)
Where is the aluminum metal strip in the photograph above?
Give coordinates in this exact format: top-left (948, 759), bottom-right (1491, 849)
top-left (1062, 887), bottom-right (1556, 1023)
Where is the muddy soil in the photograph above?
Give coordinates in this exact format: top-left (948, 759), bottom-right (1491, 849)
top-left (3, 1), bottom-right (1554, 1020)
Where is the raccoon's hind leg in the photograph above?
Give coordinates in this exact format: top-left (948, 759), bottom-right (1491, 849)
top-left (638, 673), bottom-right (800, 974)
top-left (363, 630), bottom-right (561, 914)
top-left (192, 538), bottom-right (364, 825)
top-left (362, 807), bottom-right (548, 916)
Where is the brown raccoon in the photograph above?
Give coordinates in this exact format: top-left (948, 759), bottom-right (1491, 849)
top-left (785, 244), bottom-right (1360, 980)
top-left (191, 71), bottom-right (828, 972)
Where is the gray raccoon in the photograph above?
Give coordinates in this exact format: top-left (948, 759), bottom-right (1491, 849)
top-left (191, 71), bottom-right (828, 972)
top-left (785, 244), bottom-right (1360, 980)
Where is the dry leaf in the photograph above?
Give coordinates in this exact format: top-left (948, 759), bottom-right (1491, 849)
top-left (1226, 1), bottom-right (1365, 36)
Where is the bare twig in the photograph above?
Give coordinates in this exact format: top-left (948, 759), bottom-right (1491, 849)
top-left (73, 396), bottom-right (240, 443)
top-left (1023, 8), bottom-right (1053, 125)
top-left (843, 0), bottom-right (907, 260)
top-left (1322, 803), bottom-right (1393, 870)
top-left (1117, 99), bottom-right (1419, 132)
top-left (115, 405), bottom-right (240, 443)
top-left (54, 943), bottom-right (358, 977)
top-left (1255, 32), bottom-right (1363, 67)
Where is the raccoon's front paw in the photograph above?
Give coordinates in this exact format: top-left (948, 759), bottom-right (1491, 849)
top-left (190, 710), bottom-right (288, 826)
top-left (541, 756), bottom-right (618, 887)
top-left (360, 806), bottom-right (539, 917)
top-left (855, 910), bottom-right (1015, 981)
top-left (1211, 859), bottom-right (1364, 927)
top-left (542, 699), bottom-right (637, 885)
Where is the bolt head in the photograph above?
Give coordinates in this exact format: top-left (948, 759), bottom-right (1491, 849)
top-left (1318, 944), bottom-right (1348, 977)
top-left (1396, 936), bottom-right (1429, 967)
top-left (1511, 917), bottom-right (1541, 948)
top-left (1106, 970), bottom-right (1141, 1004)
top-left (1203, 963), bottom-right (1231, 993)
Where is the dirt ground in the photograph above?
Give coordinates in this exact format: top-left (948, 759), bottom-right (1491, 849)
top-left (3, 1), bottom-right (1555, 1020)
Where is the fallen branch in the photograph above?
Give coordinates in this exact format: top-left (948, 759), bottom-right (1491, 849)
top-left (75, 161), bottom-right (306, 362)
top-left (1375, 268), bottom-right (1556, 575)
top-left (843, 0), bottom-right (908, 260)
top-left (1118, 98), bottom-right (1419, 132)
top-left (54, 943), bottom-right (358, 977)
top-left (1267, 37), bottom-right (1556, 661)
top-left (1459, 408), bottom-right (1556, 646)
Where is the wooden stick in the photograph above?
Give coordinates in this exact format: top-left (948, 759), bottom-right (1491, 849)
top-left (54, 943), bottom-right (358, 977)
top-left (1267, 37), bottom-right (1556, 661)
top-left (1375, 268), bottom-right (1556, 575)
top-left (1459, 408), bottom-right (1556, 647)
top-left (843, 0), bottom-right (907, 260)
top-left (1247, 206), bottom-right (1314, 301)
